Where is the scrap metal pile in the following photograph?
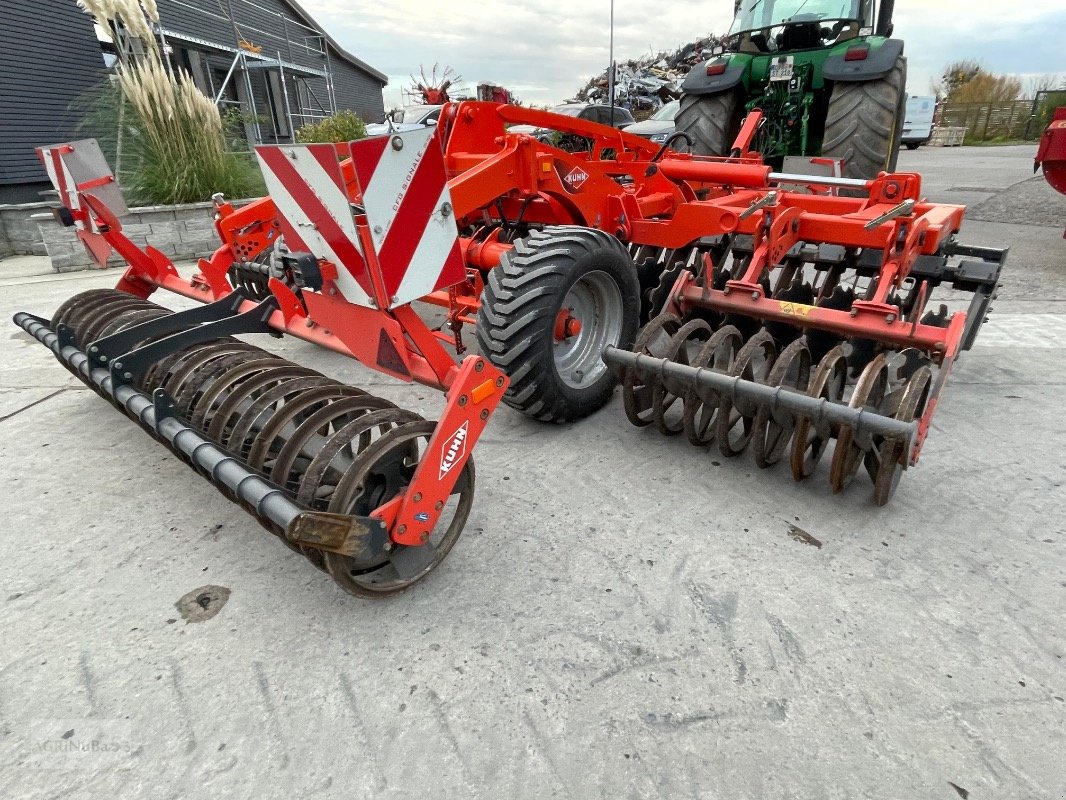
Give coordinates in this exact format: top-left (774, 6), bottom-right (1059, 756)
top-left (16, 102), bottom-right (1002, 598)
top-left (575, 35), bottom-right (723, 112)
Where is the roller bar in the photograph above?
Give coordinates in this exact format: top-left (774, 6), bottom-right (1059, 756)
top-left (602, 344), bottom-right (917, 449)
top-left (13, 311), bottom-right (387, 552)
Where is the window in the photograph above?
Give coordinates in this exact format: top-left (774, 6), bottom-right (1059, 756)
top-left (266, 71), bottom-right (290, 139)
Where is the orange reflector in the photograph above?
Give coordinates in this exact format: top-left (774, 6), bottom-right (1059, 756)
top-left (541, 161), bottom-right (552, 172)
top-left (471, 378), bottom-right (497, 405)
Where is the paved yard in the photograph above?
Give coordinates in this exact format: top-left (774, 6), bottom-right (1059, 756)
top-left (1, 144), bottom-right (1064, 799)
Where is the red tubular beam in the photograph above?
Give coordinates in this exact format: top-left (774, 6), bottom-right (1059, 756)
top-left (731, 110), bottom-right (764, 156)
top-left (462, 238), bottom-right (512, 271)
top-left (679, 283), bottom-right (960, 354)
top-left (656, 159), bottom-right (773, 188)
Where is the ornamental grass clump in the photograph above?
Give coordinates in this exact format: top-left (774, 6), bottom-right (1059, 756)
top-left (116, 59), bottom-right (261, 204)
top-left (77, 0), bottom-right (263, 204)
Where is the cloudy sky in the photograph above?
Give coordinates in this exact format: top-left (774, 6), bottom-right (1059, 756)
top-left (301, 0), bottom-right (1066, 107)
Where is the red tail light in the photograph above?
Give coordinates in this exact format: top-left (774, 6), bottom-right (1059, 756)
top-left (844, 45), bottom-right (869, 61)
top-left (706, 60), bottom-right (728, 76)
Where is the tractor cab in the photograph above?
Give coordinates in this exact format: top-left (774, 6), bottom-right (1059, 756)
top-left (727, 0), bottom-right (877, 54)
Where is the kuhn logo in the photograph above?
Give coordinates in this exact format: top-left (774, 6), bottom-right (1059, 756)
top-left (439, 421), bottom-right (469, 479)
top-left (563, 166), bottom-right (589, 191)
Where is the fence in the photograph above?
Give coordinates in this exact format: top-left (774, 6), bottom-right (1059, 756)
top-left (939, 92), bottom-right (1066, 143)
top-left (1026, 90), bottom-right (1066, 139)
top-left (939, 100), bottom-right (1033, 142)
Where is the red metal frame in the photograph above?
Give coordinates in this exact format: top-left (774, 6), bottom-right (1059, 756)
top-left (39, 100), bottom-right (983, 514)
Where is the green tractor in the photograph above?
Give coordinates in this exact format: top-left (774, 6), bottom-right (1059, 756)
top-left (677, 0), bottom-right (906, 179)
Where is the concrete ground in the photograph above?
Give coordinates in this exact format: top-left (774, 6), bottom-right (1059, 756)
top-left (1, 144), bottom-right (1064, 799)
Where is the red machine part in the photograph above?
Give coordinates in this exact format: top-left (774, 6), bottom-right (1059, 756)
top-left (29, 126), bottom-right (515, 596)
top-left (24, 96), bottom-right (1005, 585)
top-left (1035, 106), bottom-right (1066, 237)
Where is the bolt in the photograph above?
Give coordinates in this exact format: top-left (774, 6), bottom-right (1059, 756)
top-left (113, 361), bottom-right (123, 370)
top-left (573, 369), bottom-right (584, 383)
top-left (723, 286), bottom-right (731, 295)
top-left (390, 295), bottom-right (399, 305)
top-left (850, 309), bottom-right (858, 317)
top-left (495, 377), bottom-right (505, 388)
top-left (89, 345), bottom-right (98, 353)
top-left (413, 492), bottom-right (422, 502)
top-left (458, 395), bottom-right (468, 406)
top-left (480, 409), bottom-right (489, 420)
top-left (391, 136), bottom-right (404, 151)
top-left (398, 524), bottom-right (407, 535)
top-left (287, 150), bottom-right (298, 160)
top-left (420, 532), bottom-right (430, 543)
top-left (383, 541), bottom-right (394, 551)
top-left (99, 355), bottom-right (107, 363)
top-left (124, 372), bottom-right (133, 380)
top-left (440, 202), bottom-right (452, 217)
top-left (434, 500), bottom-right (444, 510)
top-left (374, 225), bottom-right (383, 234)
top-left (305, 318), bottom-right (315, 328)
top-left (885, 313), bottom-right (896, 323)
top-left (475, 360), bottom-right (484, 372)
top-left (751, 291), bottom-right (760, 300)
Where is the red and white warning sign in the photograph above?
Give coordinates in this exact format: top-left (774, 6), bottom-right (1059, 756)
top-left (348, 127), bottom-right (466, 308)
top-left (256, 126), bottom-right (464, 310)
top-left (256, 143), bottom-right (375, 307)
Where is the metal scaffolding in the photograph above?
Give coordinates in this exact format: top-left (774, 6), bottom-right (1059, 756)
top-left (155, 0), bottom-right (339, 143)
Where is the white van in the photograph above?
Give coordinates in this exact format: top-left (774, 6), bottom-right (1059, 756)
top-left (901, 96), bottom-right (936, 150)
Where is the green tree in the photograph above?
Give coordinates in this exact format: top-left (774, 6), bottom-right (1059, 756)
top-left (934, 60), bottom-right (1021, 103)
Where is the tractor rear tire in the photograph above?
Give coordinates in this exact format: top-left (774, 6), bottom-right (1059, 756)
top-left (476, 226), bottom-right (640, 423)
top-left (676, 91), bottom-right (742, 156)
top-left (823, 57), bottom-right (907, 180)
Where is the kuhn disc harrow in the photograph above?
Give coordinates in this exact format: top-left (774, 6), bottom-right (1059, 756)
top-left (17, 103), bottom-right (1006, 602)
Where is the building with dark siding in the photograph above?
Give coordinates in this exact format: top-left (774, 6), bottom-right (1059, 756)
top-left (0, 0), bottom-right (387, 204)
top-left (1, 0), bottom-right (108, 203)
top-left (154, 0), bottom-right (387, 142)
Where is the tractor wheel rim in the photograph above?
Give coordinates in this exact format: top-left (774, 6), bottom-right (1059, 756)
top-left (553, 270), bottom-right (624, 390)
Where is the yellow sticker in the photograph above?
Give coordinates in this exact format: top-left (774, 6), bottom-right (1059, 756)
top-left (779, 301), bottom-right (814, 317)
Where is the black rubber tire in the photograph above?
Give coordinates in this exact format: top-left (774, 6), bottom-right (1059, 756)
top-left (905, 141), bottom-right (920, 151)
top-left (476, 226), bottom-right (640, 423)
top-left (822, 57), bottom-right (907, 180)
top-left (675, 91), bottom-right (742, 157)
